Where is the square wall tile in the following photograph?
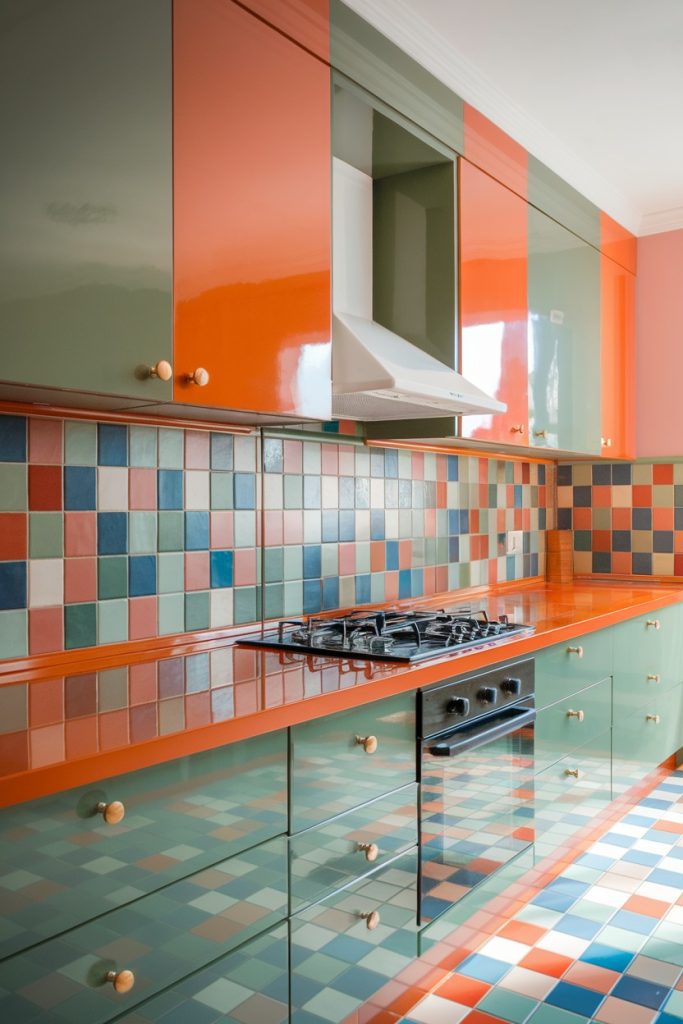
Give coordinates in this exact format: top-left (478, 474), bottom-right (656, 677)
top-left (0, 561), bottom-right (27, 610)
top-left (0, 415), bottom-right (27, 462)
top-left (28, 607), bottom-right (62, 655)
top-left (64, 558), bottom-right (97, 604)
top-left (28, 558), bottom-right (63, 608)
top-left (98, 423), bottom-right (128, 466)
top-left (64, 603), bottom-right (97, 649)
top-left (28, 465), bottom-right (62, 510)
top-left (64, 466), bottom-right (96, 511)
top-left (98, 467), bottom-right (128, 511)
top-left (0, 464), bottom-right (27, 511)
top-left (129, 426), bottom-right (157, 468)
top-left (0, 609), bottom-right (28, 658)
top-left (158, 428), bottom-right (184, 468)
top-left (158, 593), bottom-right (185, 635)
top-left (158, 552), bottom-right (184, 594)
top-left (0, 513), bottom-right (27, 561)
top-left (65, 421), bottom-right (96, 465)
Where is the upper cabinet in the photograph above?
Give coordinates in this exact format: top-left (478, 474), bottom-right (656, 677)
top-left (238, 0), bottom-right (330, 59)
top-left (601, 253), bottom-right (635, 459)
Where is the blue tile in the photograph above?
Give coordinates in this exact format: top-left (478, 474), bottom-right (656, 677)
top-left (210, 432), bottom-right (233, 471)
top-left (370, 450), bottom-right (385, 477)
top-left (339, 510), bottom-right (355, 542)
top-left (514, 484), bottom-right (523, 508)
top-left (210, 550), bottom-right (233, 588)
top-left (384, 449), bottom-right (398, 478)
top-left (234, 473), bottom-right (256, 510)
top-left (459, 508), bottom-right (469, 533)
top-left (612, 976), bottom-right (668, 1009)
top-left (303, 579), bottom-right (321, 614)
top-left (647, 868), bottom-right (683, 888)
top-left (411, 568), bottom-right (423, 596)
top-left (339, 477), bottom-right (354, 509)
top-left (449, 537), bottom-right (460, 562)
top-left (355, 573), bottom-right (371, 604)
top-left (610, 910), bottom-right (658, 936)
top-left (129, 555), bottom-right (157, 597)
top-left (531, 889), bottom-right (576, 913)
top-left (545, 878), bottom-right (589, 899)
top-left (185, 511), bottom-right (209, 551)
top-left (322, 511), bottom-right (338, 542)
top-left (659, 1014), bottom-right (683, 1024)
top-left (97, 512), bottom-right (127, 555)
top-left (64, 466), bottom-right (96, 511)
top-left (398, 568), bottom-right (412, 599)
top-left (158, 469), bottom-right (183, 510)
top-left (459, 954), bottom-right (510, 984)
top-left (262, 437), bottom-right (282, 473)
top-left (623, 849), bottom-right (660, 867)
top-left (303, 475), bottom-right (321, 509)
top-left (546, 981), bottom-right (603, 1018)
top-left (398, 480), bottom-right (412, 508)
top-left (370, 510), bottom-right (385, 540)
top-left (322, 577), bottom-right (339, 610)
top-left (580, 942), bottom-right (634, 973)
top-left (0, 562), bottom-right (27, 610)
top-left (303, 545), bottom-right (321, 579)
top-left (448, 509), bottom-right (460, 535)
top-left (0, 416), bottom-right (26, 462)
top-left (447, 455), bottom-right (458, 481)
top-left (386, 540), bottom-right (399, 571)
top-left (557, 464), bottom-right (572, 486)
top-left (355, 477), bottom-right (369, 509)
top-left (98, 423), bottom-right (128, 466)
top-left (555, 915), bottom-right (602, 940)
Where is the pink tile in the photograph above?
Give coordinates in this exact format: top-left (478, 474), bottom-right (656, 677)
top-left (129, 468), bottom-right (157, 510)
top-left (64, 558), bottom-right (96, 604)
top-left (28, 418), bottom-right (63, 464)
top-left (210, 511), bottom-right (234, 549)
top-left (339, 543), bottom-right (356, 575)
top-left (595, 996), bottom-right (658, 1024)
top-left (321, 444), bottom-right (338, 475)
top-left (0, 731), bottom-right (29, 775)
top-left (185, 429), bottom-right (210, 469)
top-left (183, 551), bottom-right (209, 591)
top-left (65, 715), bottom-right (98, 759)
top-left (424, 508), bottom-right (436, 536)
top-left (436, 454), bottom-right (448, 481)
top-left (99, 709), bottom-right (130, 750)
top-left (129, 596), bottom-right (157, 640)
top-left (338, 445), bottom-right (355, 475)
top-left (385, 571), bottom-right (399, 602)
top-left (129, 662), bottom-right (157, 704)
top-left (29, 607), bottom-right (64, 654)
top-left (64, 512), bottom-right (96, 557)
top-left (411, 451), bottom-right (424, 480)
top-left (29, 677), bottom-right (64, 727)
top-left (29, 724), bottom-right (65, 768)
top-left (423, 566), bottom-right (436, 594)
top-left (233, 548), bottom-right (257, 586)
top-left (130, 703), bottom-right (158, 742)
top-left (185, 692), bottom-right (211, 729)
top-left (283, 439), bottom-right (303, 473)
top-left (263, 510), bottom-right (283, 546)
top-left (283, 510), bottom-right (303, 544)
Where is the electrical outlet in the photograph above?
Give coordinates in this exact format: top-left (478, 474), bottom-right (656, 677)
top-left (506, 530), bottom-right (523, 555)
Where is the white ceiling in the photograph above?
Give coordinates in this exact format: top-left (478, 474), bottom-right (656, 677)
top-left (344, 0), bottom-right (683, 236)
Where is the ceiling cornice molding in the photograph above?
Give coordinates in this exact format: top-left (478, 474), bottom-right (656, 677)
top-left (639, 207), bottom-right (683, 236)
top-left (342, 0), bottom-right (643, 235)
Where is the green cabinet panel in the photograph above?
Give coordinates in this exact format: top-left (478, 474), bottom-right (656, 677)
top-left (112, 923), bottom-right (289, 1024)
top-left (0, 835), bottom-right (287, 1024)
top-left (613, 684), bottom-right (683, 771)
top-left (0, 731), bottom-right (287, 958)
top-left (528, 206), bottom-right (601, 454)
top-left (528, 156), bottom-right (601, 249)
top-left (290, 784), bottom-right (418, 911)
top-left (0, 0), bottom-right (172, 400)
top-left (534, 731), bottom-right (612, 862)
top-left (289, 692), bottom-right (416, 832)
top-left (535, 678), bottom-right (611, 774)
top-left (290, 848), bottom-right (418, 1023)
top-left (613, 605), bottom-right (683, 717)
top-left (535, 630), bottom-right (613, 710)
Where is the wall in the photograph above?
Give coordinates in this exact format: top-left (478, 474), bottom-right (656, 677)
top-left (0, 412), bottom-right (555, 660)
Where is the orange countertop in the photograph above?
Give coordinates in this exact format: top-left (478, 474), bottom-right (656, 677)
top-left (2, 579), bottom-right (682, 809)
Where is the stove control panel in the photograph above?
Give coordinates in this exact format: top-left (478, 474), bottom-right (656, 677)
top-left (419, 657), bottom-right (535, 738)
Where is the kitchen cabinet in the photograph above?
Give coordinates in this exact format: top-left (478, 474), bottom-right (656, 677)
top-left (534, 677), bottom-right (612, 774)
top-left (534, 629), bottom-right (613, 710)
top-left (240, 0), bottom-right (330, 59)
top-left (600, 252), bottom-right (636, 458)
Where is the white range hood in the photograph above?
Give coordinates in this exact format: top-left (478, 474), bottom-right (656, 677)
top-left (331, 158), bottom-right (505, 421)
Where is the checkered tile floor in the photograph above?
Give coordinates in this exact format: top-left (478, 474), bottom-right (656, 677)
top-left (400, 769), bottom-right (683, 1024)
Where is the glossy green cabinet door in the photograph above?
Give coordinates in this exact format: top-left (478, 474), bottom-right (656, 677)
top-left (528, 206), bottom-right (601, 454)
top-left (534, 629), bottom-right (613, 710)
top-left (613, 605), bottom-right (683, 714)
top-left (613, 684), bottom-right (683, 772)
top-left (0, 0), bottom-right (172, 401)
top-left (535, 678), bottom-right (612, 773)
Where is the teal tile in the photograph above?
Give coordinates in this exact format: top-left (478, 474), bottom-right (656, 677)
top-left (370, 572), bottom-right (385, 602)
top-left (97, 599), bottom-right (128, 644)
top-left (264, 583), bottom-right (284, 620)
top-left (65, 603), bottom-right (97, 649)
top-left (0, 610), bottom-right (27, 659)
top-left (0, 464), bottom-right (27, 511)
top-left (98, 556), bottom-right (128, 600)
top-left (527, 1005), bottom-right (589, 1024)
top-left (283, 580), bottom-right (303, 616)
top-left (479, 989), bottom-right (539, 1024)
top-left (129, 511), bottom-right (157, 553)
top-left (158, 428), bottom-right (184, 468)
top-left (284, 546), bottom-right (303, 581)
top-left (211, 472), bottom-right (233, 510)
top-left (185, 591), bottom-right (210, 631)
top-left (29, 512), bottom-right (63, 558)
top-left (158, 511), bottom-right (184, 552)
top-left (321, 544), bottom-right (338, 577)
top-left (159, 593), bottom-right (184, 635)
top-left (158, 552), bottom-right (184, 594)
top-left (129, 426), bottom-right (158, 468)
top-left (64, 421), bottom-right (96, 466)
top-left (234, 511), bottom-right (256, 548)
top-left (234, 586), bottom-right (260, 624)
top-left (211, 433), bottom-right (233, 471)
top-left (284, 474), bottom-right (303, 509)
top-left (264, 547), bottom-right (284, 583)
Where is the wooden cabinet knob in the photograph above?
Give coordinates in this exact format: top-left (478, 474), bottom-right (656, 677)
top-left (646, 713), bottom-right (661, 724)
top-left (148, 360), bottom-right (173, 382)
top-left (187, 367), bottom-right (210, 387)
top-left (564, 768), bottom-right (580, 778)
top-left (105, 969), bottom-right (135, 994)
top-left (533, 429), bottom-right (547, 439)
top-left (356, 842), bottom-right (379, 862)
top-left (646, 674), bottom-right (660, 683)
top-left (566, 646), bottom-right (584, 658)
top-left (355, 734), bottom-right (378, 754)
top-left (96, 800), bottom-right (125, 825)
top-left (601, 437), bottom-right (613, 448)
top-left (360, 910), bottom-right (380, 930)
top-left (646, 619), bottom-right (661, 630)
top-left (566, 709), bottom-right (585, 723)
top-left (510, 424), bottom-right (525, 434)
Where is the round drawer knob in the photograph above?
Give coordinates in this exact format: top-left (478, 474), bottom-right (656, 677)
top-left (646, 674), bottom-right (660, 683)
top-left (646, 713), bottom-right (661, 724)
top-left (360, 910), bottom-right (380, 930)
top-left (148, 360), bottom-right (173, 382)
top-left (601, 437), bottom-right (613, 448)
top-left (187, 367), bottom-right (210, 387)
top-left (356, 842), bottom-right (379, 863)
top-left (566, 709), bottom-right (585, 722)
top-left (105, 969), bottom-right (135, 994)
top-left (646, 619), bottom-right (661, 630)
top-left (355, 734), bottom-right (378, 754)
top-left (96, 800), bottom-right (125, 825)
top-left (510, 424), bottom-right (525, 434)
top-left (566, 646), bottom-right (584, 658)
top-left (565, 768), bottom-right (580, 778)
top-left (533, 429), bottom-right (547, 439)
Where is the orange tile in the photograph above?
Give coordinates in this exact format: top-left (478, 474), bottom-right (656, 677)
top-left (28, 607), bottom-right (63, 655)
top-left (593, 530), bottom-right (611, 552)
top-left (29, 724), bottom-right (65, 768)
top-left (653, 463), bottom-right (674, 484)
top-left (28, 677), bottom-right (64, 728)
top-left (563, 961), bottom-right (620, 994)
top-left (519, 948), bottom-right (573, 978)
top-left (65, 715), bottom-right (98, 759)
top-left (651, 818), bottom-right (683, 834)
top-left (498, 921), bottom-right (546, 945)
top-left (0, 513), bottom-right (27, 560)
top-left (64, 558), bottom-right (97, 604)
top-left (623, 894), bottom-right (671, 917)
top-left (28, 417), bottom-right (63, 464)
top-left (592, 485), bottom-right (612, 507)
top-left (435, 974), bottom-right (490, 1007)
top-left (653, 507), bottom-right (674, 530)
top-left (632, 484), bottom-right (652, 507)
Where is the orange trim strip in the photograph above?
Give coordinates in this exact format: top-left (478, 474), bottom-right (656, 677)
top-left (0, 400), bottom-right (254, 434)
top-left (366, 439), bottom-right (553, 465)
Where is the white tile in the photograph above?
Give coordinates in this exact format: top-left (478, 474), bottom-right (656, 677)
top-left (536, 930), bottom-right (590, 958)
top-left (263, 473), bottom-right (283, 510)
top-left (583, 885), bottom-right (630, 908)
top-left (321, 476), bottom-right (338, 509)
top-left (303, 510), bottom-right (321, 543)
top-left (407, 994), bottom-right (470, 1024)
top-left (637, 880), bottom-right (680, 903)
top-left (498, 966), bottom-right (556, 999)
top-left (185, 471), bottom-right (210, 510)
top-left (370, 478), bottom-right (384, 508)
top-left (302, 442), bottom-right (321, 474)
top-left (210, 589), bottom-right (233, 628)
top-left (659, 856), bottom-right (683, 874)
top-left (98, 467), bottom-right (128, 511)
top-left (634, 839), bottom-right (673, 855)
top-left (28, 558), bottom-right (63, 608)
top-left (233, 435), bottom-right (256, 472)
top-left (479, 936), bottom-right (531, 964)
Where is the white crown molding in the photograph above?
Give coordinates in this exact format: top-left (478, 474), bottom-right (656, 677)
top-left (639, 207), bottom-right (683, 236)
top-left (342, 0), bottom-right (645, 235)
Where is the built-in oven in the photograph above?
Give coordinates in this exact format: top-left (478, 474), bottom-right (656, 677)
top-left (418, 658), bottom-right (535, 925)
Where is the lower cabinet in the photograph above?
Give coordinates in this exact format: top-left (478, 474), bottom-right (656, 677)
top-left (613, 682), bottom-right (683, 793)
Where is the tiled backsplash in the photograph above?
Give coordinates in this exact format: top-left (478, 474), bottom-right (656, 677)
top-left (557, 462), bottom-right (683, 575)
top-left (0, 413), bottom-right (554, 660)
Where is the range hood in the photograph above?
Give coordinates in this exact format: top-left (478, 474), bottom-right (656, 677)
top-left (331, 157), bottom-right (505, 421)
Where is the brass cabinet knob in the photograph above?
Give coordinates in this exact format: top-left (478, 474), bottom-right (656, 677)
top-left (355, 734), bottom-right (378, 754)
top-left (510, 424), bottom-right (525, 434)
top-left (566, 709), bottom-right (585, 722)
top-left (566, 646), bottom-right (584, 658)
top-left (186, 367), bottom-right (210, 387)
top-left (148, 360), bottom-right (173, 382)
top-left (646, 713), bottom-right (661, 724)
top-left (601, 437), bottom-right (613, 448)
top-left (533, 429), bottom-right (547, 439)
top-left (646, 619), bottom-right (661, 630)
top-left (105, 969), bottom-right (135, 994)
top-left (96, 800), bottom-right (125, 825)
top-left (565, 768), bottom-right (580, 778)
top-left (646, 673), bottom-right (661, 683)
top-left (360, 910), bottom-right (380, 930)
top-left (356, 842), bottom-right (379, 862)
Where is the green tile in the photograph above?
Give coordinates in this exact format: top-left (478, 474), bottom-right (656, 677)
top-left (98, 556), bottom-right (128, 600)
top-left (129, 511), bottom-right (157, 553)
top-left (64, 421), bottom-right (96, 466)
top-left (284, 546), bottom-right (303, 581)
top-left (158, 428), bottom-right (184, 468)
top-left (0, 464), bottom-right (27, 511)
top-left (211, 472), bottom-right (233, 510)
top-left (158, 552), bottom-right (184, 594)
top-left (370, 572), bottom-right (385, 602)
top-left (129, 426), bottom-right (158, 468)
top-left (570, 897), bottom-right (615, 922)
top-left (264, 583), bottom-right (284, 619)
top-left (479, 989), bottom-right (539, 1024)
top-left (29, 512), bottom-right (63, 558)
top-left (158, 511), bottom-right (184, 552)
top-left (185, 591), bottom-right (210, 631)
top-left (283, 580), bottom-right (303, 616)
top-left (65, 603), bottom-right (97, 650)
top-left (284, 474), bottom-right (303, 509)
top-left (97, 599), bottom-right (128, 645)
top-left (264, 547), bottom-right (284, 583)
top-left (321, 544), bottom-right (338, 577)
top-left (234, 511), bottom-right (256, 548)
top-left (159, 593), bottom-right (184, 635)
top-left (0, 610), bottom-right (28, 659)
top-left (234, 586), bottom-right (260, 624)
top-left (528, 1005), bottom-right (589, 1024)
top-left (642, 936), bottom-right (683, 967)
top-left (599, 925), bottom-right (646, 953)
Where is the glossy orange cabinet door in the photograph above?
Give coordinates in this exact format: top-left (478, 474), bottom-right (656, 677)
top-left (238, 0), bottom-right (330, 59)
top-left (459, 160), bottom-right (529, 444)
top-left (463, 103), bottom-right (527, 200)
top-left (601, 252), bottom-right (635, 459)
top-left (173, 0), bottom-right (331, 418)
top-left (600, 211), bottom-right (637, 276)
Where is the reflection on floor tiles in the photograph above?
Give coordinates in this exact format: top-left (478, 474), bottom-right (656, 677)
top-left (399, 769), bottom-right (683, 1024)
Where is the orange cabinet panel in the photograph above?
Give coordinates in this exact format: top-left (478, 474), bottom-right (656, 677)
top-left (459, 159), bottom-right (529, 445)
top-left (173, 0), bottom-right (331, 418)
top-left (600, 211), bottom-right (637, 276)
top-left (601, 253), bottom-right (635, 460)
top-left (463, 103), bottom-right (527, 200)
top-left (237, 0), bottom-right (330, 59)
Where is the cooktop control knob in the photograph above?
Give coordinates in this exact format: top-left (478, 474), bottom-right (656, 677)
top-left (447, 697), bottom-right (470, 716)
top-left (501, 677), bottom-right (522, 696)
top-left (479, 687), bottom-right (497, 705)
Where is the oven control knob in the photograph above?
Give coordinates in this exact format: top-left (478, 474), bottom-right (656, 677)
top-left (479, 687), bottom-right (497, 705)
top-left (501, 677), bottom-right (521, 696)
top-left (447, 697), bottom-right (470, 716)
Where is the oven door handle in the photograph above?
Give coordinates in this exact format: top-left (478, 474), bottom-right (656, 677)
top-left (427, 706), bottom-right (536, 757)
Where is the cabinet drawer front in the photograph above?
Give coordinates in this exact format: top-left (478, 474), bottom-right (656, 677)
top-left (534, 732), bottom-right (611, 861)
top-left (535, 630), bottom-right (613, 709)
top-left (290, 784), bottom-right (418, 911)
top-left (0, 836), bottom-right (287, 1024)
top-left (111, 922), bottom-right (288, 1024)
top-left (291, 848), bottom-right (418, 1023)
top-left (613, 605), bottom-right (683, 694)
top-left (535, 677), bottom-right (611, 773)
top-left (290, 693), bottom-right (416, 831)
top-left (613, 685), bottom-right (683, 771)
top-left (0, 731), bottom-right (287, 958)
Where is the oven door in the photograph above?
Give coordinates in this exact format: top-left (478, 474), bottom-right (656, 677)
top-left (420, 699), bottom-right (535, 925)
